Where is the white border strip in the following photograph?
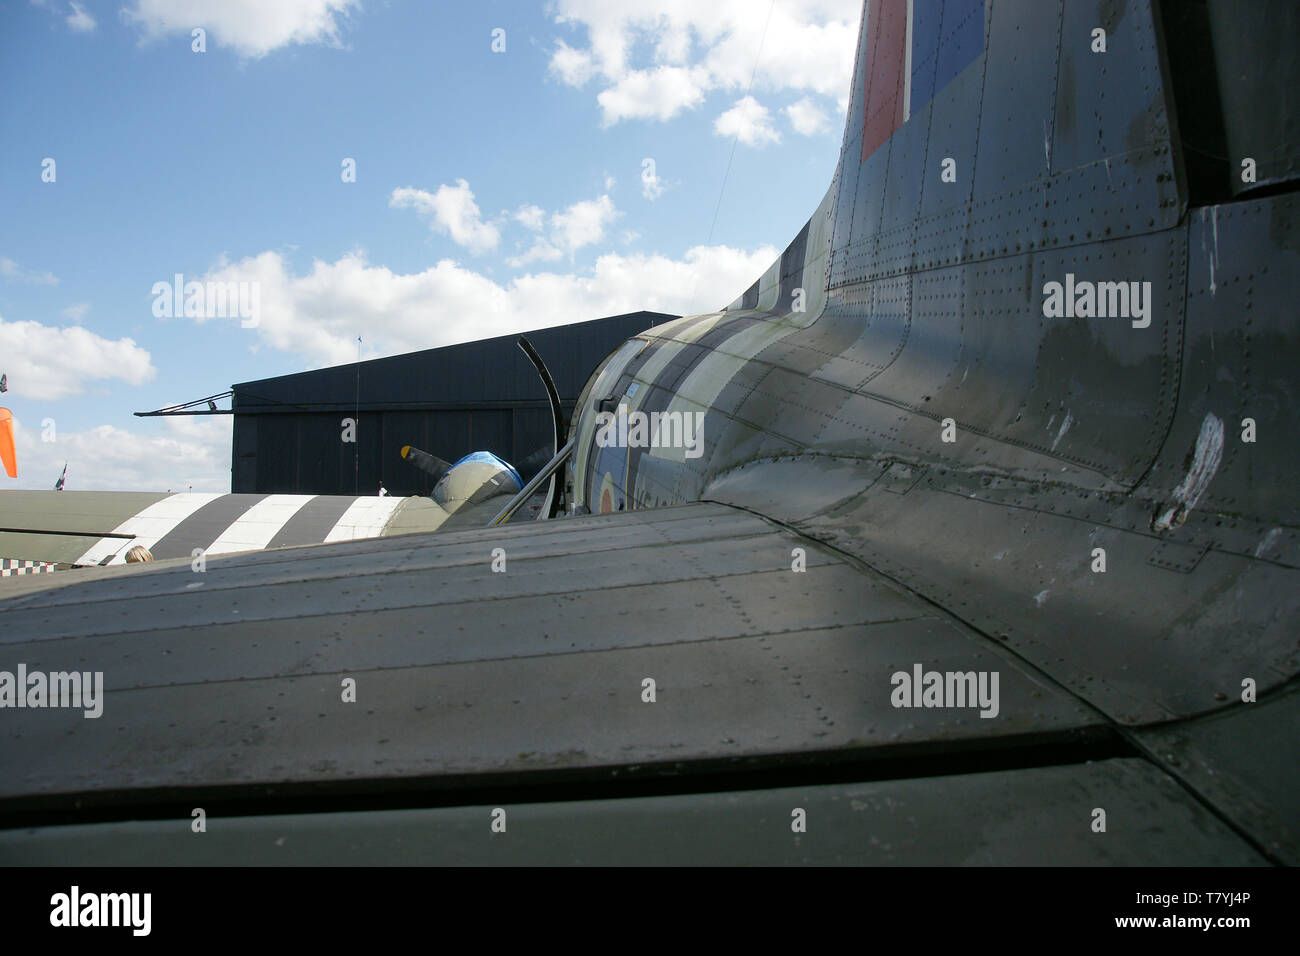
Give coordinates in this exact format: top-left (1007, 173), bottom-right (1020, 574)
top-left (75, 493), bottom-right (221, 566)
top-left (204, 494), bottom-right (318, 556)
top-left (323, 496), bottom-right (404, 543)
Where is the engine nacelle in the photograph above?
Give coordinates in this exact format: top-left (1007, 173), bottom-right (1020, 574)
top-left (432, 451), bottom-right (523, 510)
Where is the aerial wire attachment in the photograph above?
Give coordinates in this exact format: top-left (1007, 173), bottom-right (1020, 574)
top-left (516, 336), bottom-right (567, 520)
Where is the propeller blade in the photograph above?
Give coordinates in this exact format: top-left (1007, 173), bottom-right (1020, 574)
top-left (400, 444), bottom-right (451, 483)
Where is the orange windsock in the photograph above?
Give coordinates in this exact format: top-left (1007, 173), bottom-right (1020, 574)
top-left (0, 408), bottom-right (16, 478)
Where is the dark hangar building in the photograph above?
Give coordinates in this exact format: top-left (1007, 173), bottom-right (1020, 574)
top-left (230, 311), bottom-right (674, 497)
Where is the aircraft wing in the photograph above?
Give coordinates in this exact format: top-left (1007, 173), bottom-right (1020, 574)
top-left (0, 490), bottom-right (455, 566)
top-left (0, 500), bottom-right (1282, 864)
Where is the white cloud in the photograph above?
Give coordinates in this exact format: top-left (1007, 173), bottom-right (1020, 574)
top-left (714, 96), bottom-right (780, 147)
top-left (0, 315), bottom-right (156, 400)
top-left (507, 193), bottom-right (620, 266)
top-left (66, 2), bottom-right (96, 32)
top-left (784, 96), bottom-right (829, 135)
top-left (514, 204), bottom-right (546, 231)
top-left (125, 0), bottom-right (359, 58)
top-left (183, 244), bottom-right (777, 368)
top-left (552, 195), bottom-right (618, 255)
top-left (506, 241), bottom-right (564, 269)
top-left (595, 65), bottom-right (708, 124)
top-left (550, 40), bottom-right (596, 86)
top-left (9, 414), bottom-right (231, 492)
top-left (0, 257), bottom-right (58, 286)
top-left (61, 302), bottom-right (91, 321)
top-left (549, 0), bottom-right (859, 126)
top-left (390, 181), bottom-right (501, 255)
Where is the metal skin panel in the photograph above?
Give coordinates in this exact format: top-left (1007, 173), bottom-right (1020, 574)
top-left (1136, 683), bottom-right (1300, 864)
top-left (915, 29), bottom-right (983, 227)
top-left (0, 759), bottom-right (1264, 866)
top-left (928, 0), bottom-right (985, 106)
top-left (1053, 0), bottom-right (1165, 174)
top-left (809, 278), bottom-right (913, 392)
top-left (972, 0), bottom-right (1062, 196)
top-left (797, 477), bottom-right (1299, 724)
top-left (907, 0), bottom-right (947, 115)
top-left (1148, 199), bottom-right (1300, 531)
top-left (2, 503), bottom-right (1102, 819)
top-left (1203, 0), bottom-right (1300, 195)
top-left (774, 221), bottom-right (810, 316)
top-left (847, 129), bottom-right (893, 273)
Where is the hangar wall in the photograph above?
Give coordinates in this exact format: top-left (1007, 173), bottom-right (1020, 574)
top-left (231, 312), bottom-right (673, 496)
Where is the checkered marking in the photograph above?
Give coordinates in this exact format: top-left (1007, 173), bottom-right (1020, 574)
top-left (0, 558), bottom-right (58, 577)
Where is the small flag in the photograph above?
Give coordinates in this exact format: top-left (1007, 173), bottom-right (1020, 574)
top-left (54, 463), bottom-right (67, 491)
top-left (0, 373), bottom-right (7, 393)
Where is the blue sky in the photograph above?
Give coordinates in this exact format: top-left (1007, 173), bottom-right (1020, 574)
top-left (0, 0), bottom-right (857, 491)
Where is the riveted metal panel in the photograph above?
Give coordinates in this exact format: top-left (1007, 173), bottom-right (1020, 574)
top-left (809, 276), bottom-right (913, 390)
top-left (1143, 197), bottom-right (1300, 542)
top-left (972, 0), bottom-right (1062, 196)
top-left (705, 455), bottom-right (1300, 726)
top-left (1053, 0), bottom-right (1167, 173)
top-left (854, 267), bottom-right (963, 404)
top-left (916, 24), bottom-right (984, 220)
top-left (879, 100), bottom-right (932, 237)
top-left (0, 503), bottom-right (1102, 811)
top-left (0, 759), bottom-right (1264, 865)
